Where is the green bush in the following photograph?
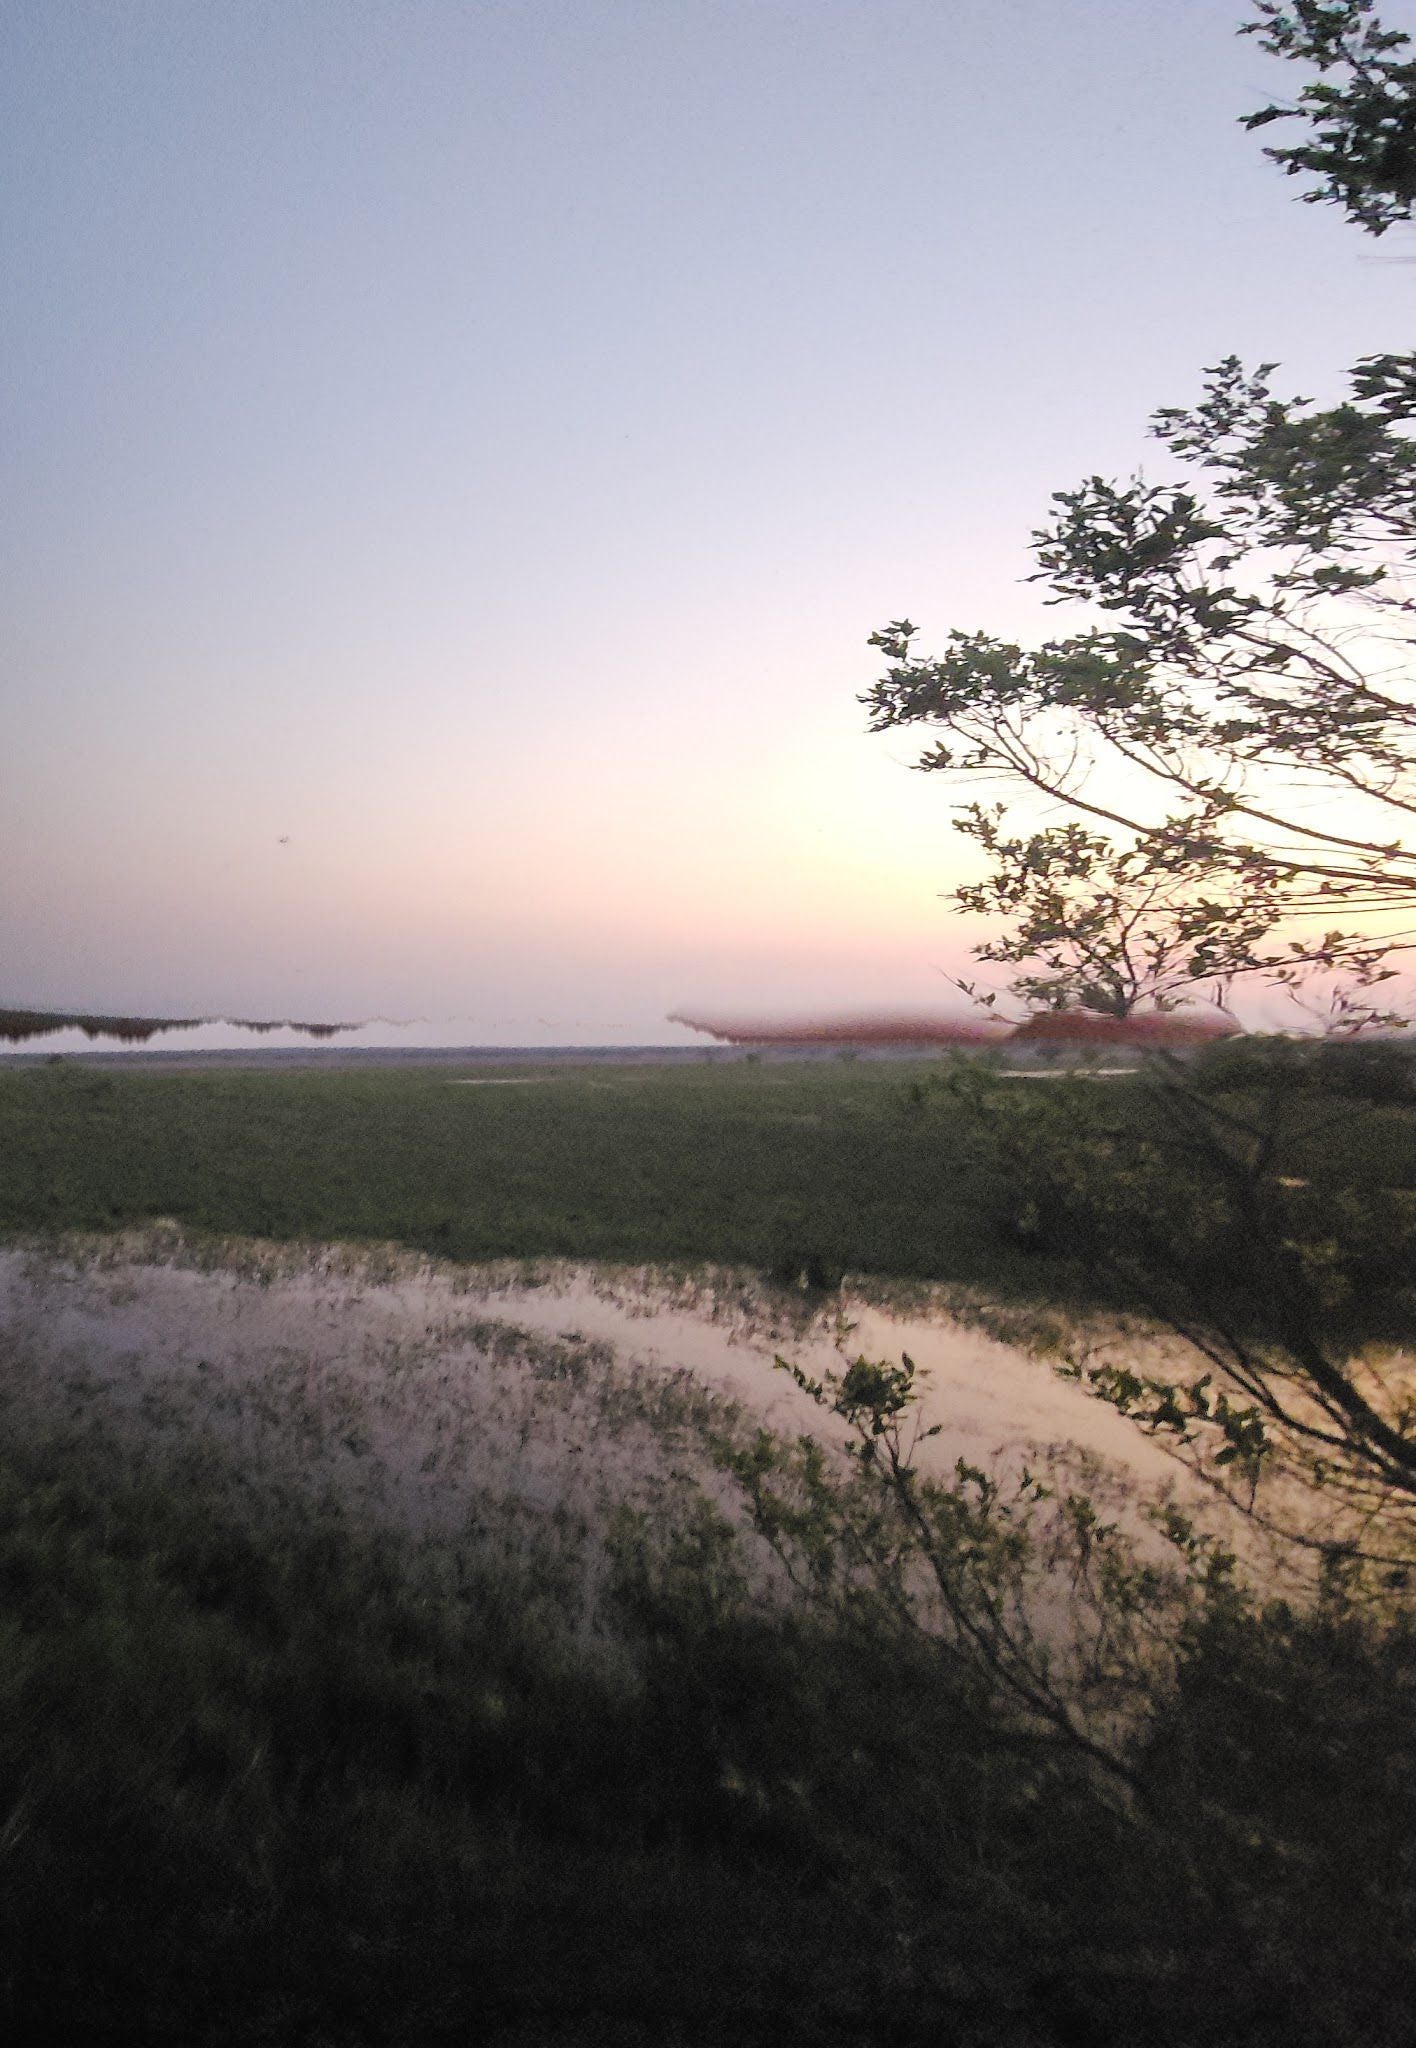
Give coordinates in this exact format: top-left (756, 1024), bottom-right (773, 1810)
top-left (1194, 1032), bottom-right (1416, 1105)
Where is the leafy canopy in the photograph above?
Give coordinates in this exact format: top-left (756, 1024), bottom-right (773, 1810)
top-left (863, 7), bottom-right (1415, 1021)
top-left (1241, 0), bottom-right (1416, 235)
top-left (865, 350), bottom-right (1416, 1016)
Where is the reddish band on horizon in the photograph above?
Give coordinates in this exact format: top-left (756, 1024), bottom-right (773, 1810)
top-left (669, 1009), bottom-right (1239, 1047)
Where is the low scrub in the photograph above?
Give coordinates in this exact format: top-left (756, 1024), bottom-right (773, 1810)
top-left (2, 1336), bottom-right (1413, 2045)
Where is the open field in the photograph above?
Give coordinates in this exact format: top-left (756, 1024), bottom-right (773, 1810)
top-left (4, 1062), bottom-right (1415, 2042)
top-left (0, 1058), bottom-right (1035, 1287)
top-left (5, 1056), bottom-right (1416, 1309)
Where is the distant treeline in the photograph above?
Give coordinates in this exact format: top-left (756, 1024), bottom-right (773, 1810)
top-left (0, 1009), bottom-right (359, 1046)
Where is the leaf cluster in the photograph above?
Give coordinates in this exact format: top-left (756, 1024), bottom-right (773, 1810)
top-left (1241, 1), bottom-right (1416, 235)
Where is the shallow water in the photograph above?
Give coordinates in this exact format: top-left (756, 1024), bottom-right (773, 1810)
top-left (3, 1235), bottom-right (1308, 1643)
top-left (0, 1239), bottom-right (1184, 1496)
top-left (447, 1266), bottom-right (1185, 1483)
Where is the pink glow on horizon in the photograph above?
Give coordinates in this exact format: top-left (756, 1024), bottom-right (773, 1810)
top-left (670, 1006), bottom-right (1239, 1048)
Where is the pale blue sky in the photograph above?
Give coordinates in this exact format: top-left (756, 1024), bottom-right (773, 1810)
top-left (3, 0), bottom-right (1412, 1046)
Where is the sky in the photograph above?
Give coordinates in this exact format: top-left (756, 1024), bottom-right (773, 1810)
top-left (3, 0), bottom-right (1413, 1049)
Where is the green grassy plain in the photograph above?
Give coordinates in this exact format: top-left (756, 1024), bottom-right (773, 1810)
top-left (3, 1055), bottom-right (1415, 1303)
top-left (0, 1058), bottom-right (1025, 1283)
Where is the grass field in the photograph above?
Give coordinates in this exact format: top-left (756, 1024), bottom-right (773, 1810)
top-left (3, 1055), bottom-right (1415, 1305)
top-left (0, 1058), bottom-right (1032, 1286)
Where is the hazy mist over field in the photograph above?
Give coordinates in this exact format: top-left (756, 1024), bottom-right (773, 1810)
top-left (4, 1), bottom-right (1410, 1041)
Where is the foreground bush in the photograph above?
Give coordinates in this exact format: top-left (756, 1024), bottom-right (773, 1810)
top-left (1, 1374), bottom-right (1413, 2048)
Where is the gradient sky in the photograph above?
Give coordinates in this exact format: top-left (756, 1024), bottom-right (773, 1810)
top-left (4, 0), bottom-right (1413, 1047)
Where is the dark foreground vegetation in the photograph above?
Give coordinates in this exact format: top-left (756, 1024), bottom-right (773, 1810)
top-left (2, 1383), bottom-right (1413, 2048)
top-left (3, 1052), bottom-right (1414, 2044)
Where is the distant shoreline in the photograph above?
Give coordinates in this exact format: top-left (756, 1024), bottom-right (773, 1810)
top-left (0, 1042), bottom-right (953, 1073)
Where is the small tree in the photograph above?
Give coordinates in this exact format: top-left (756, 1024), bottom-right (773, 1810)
top-left (864, 6), bottom-right (1416, 1023)
top-left (865, 344), bottom-right (1416, 1021)
top-left (860, 4), bottom-right (1416, 1556)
